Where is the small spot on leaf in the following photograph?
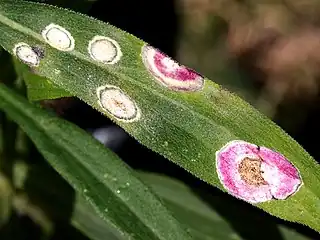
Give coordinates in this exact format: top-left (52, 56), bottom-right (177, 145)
top-left (96, 85), bottom-right (141, 122)
top-left (13, 42), bottom-right (40, 67)
top-left (42, 23), bottom-right (75, 51)
top-left (88, 36), bottom-right (122, 64)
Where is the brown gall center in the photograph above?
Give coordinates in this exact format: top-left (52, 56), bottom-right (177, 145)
top-left (113, 99), bottom-right (126, 111)
top-left (238, 157), bottom-right (267, 186)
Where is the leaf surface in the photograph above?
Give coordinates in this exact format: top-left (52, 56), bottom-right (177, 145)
top-left (139, 171), bottom-right (314, 240)
top-left (0, 0), bottom-right (319, 231)
top-left (14, 59), bottom-right (72, 101)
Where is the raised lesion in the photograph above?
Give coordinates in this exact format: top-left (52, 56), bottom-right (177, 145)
top-left (238, 157), bottom-right (268, 186)
top-left (112, 99), bottom-right (127, 112)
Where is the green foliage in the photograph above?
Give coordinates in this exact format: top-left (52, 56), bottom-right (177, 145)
top-left (139, 171), bottom-right (312, 240)
top-left (0, 83), bottom-right (192, 240)
top-left (7, 157), bottom-right (313, 240)
top-left (0, 0), bottom-right (319, 238)
top-left (14, 60), bottom-right (72, 101)
top-left (0, 0), bottom-right (319, 232)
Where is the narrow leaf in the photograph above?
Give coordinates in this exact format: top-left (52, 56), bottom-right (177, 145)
top-left (73, 196), bottom-right (124, 240)
top-left (15, 60), bottom-right (72, 101)
top-left (139, 172), bottom-right (241, 240)
top-left (23, 71), bottom-right (72, 101)
top-left (0, 83), bottom-right (192, 240)
top-left (14, 161), bottom-right (124, 240)
top-left (138, 171), bottom-right (313, 240)
top-left (0, 0), bottom-right (319, 231)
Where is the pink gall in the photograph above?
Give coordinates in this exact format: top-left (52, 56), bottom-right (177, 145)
top-left (216, 140), bottom-right (303, 203)
top-left (141, 45), bottom-right (204, 91)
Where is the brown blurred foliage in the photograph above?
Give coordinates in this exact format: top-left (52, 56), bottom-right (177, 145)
top-left (225, 1), bottom-right (320, 101)
top-left (177, 0), bottom-right (320, 129)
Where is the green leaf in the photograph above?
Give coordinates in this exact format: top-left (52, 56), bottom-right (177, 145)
top-left (23, 70), bottom-right (72, 101)
top-left (73, 196), bottom-right (125, 240)
top-left (139, 172), bottom-right (241, 240)
top-left (0, 83), bottom-right (192, 240)
top-left (0, 0), bottom-right (319, 232)
top-left (14, 60), bottom-right (72, 101)
top-left (13, 160), bottom-right (123, 240)
top-left (138, 171), bottom-right (313, 240)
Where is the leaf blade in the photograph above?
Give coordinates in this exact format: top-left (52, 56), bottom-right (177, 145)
top-left (13, 59), bottom-right (72, 101)
top-left (138, 171), bottom-right (314, 240)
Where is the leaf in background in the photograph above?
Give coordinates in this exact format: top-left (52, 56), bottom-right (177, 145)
top-left (138, 171), bottom-right (313, 240)
top-left (13, 158), bottom-right (313, 240)
top-left (0, 0), bottom-right (319, 232)
top-left (13, 160), bottom-right (123, 240)
top-left (139, 171), bottom-right (241, 240)
top-left (0, 83), bottom-right (192, 240)
top-left (23, 71), bottom-right (72, 101)
top-left (13, 59), bottom-right (72, 101)
top-left (11, 157), bottom-right (315, 240)
top-left (73, 196), bottom-right (124, 240)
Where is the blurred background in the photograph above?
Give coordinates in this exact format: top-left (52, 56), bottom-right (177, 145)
top-left (1, 0), bottom-right (320, 239)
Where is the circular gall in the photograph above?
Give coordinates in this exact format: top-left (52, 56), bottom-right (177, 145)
top-left (96, 85), bottom-right (140, 122)
top-left (88, 36), bottom-right (122, 64)
top-left (42, 23), bottom-right (75, 51)
top-left (13, 42), bottom-right (40, 67)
